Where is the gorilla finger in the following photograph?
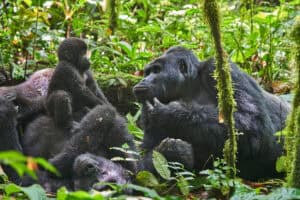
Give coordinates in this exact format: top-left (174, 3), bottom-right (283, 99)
top-left (153, 97), bottom-right (163, 107)
top-left (146, 100), bottom-right (154, 111)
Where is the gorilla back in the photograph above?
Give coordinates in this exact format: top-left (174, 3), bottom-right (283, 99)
top-left (134, 46), bottom-right (290, 180)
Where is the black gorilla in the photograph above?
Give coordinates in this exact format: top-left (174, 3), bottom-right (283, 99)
top-left (133, 46), bottom-right (290, 180)
top-left (0, 69), bottom-right (53, 126)
top-left (73, 153), bottom-right (130, 191)
top-left (0, 38), bottom-right (136, 192)
top-left (0, 97), bottom-right (136, 192)
top-left (47, 104), bottom-right (137, 178)
top-left (0, 97), bottom-right (23, 184)
top-left (46, 37), bottom-right (109, 128)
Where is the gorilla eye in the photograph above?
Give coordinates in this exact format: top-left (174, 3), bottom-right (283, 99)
top-left (152, 65), bottom-right (161, 74)
top-left (144, 69), bottom-right (150, 76)
top-left (84, 164), bottom-right (96, 174)
top-left (179, 59), bottom-right (188, 74)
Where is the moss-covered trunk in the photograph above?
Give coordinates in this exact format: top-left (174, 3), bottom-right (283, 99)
top-left (108, 0), bottom-right (118, 34)
top-left (286, 17), bottom-right (300, 188)
top-left (203, 0), bottom-right (237, 178)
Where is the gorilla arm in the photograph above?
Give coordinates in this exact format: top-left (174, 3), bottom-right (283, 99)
top-left (85, 70), bottom-right (110, 105)
top-left (53, 64), bottom-right (105, 108)
top-left (141, 99), bottom-right (227, 168)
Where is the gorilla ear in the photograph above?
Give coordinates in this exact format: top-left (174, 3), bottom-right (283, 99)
top-left (178, 59), bottom-right (188, 75)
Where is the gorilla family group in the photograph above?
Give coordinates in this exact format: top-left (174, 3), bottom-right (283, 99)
top-left (0, 38), bottom-right (290, 193)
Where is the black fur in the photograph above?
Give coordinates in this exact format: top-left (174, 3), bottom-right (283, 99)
top-left (46, 38), bottom-right (109, 125)
top-left (73, 153), bottom-right (130, 191)
top-left (0, 38), bottom-right (135, 192)
top-left (134, 46), bottom-right (290, 180)
top-left (0, 97), bottom-right (22, 183)
top-left (0, 96), bottom-right (136, 192)
top-left (48, 105), bottom-right (137, 178)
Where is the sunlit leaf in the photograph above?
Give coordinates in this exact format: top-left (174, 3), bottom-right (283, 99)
top-left (152, 151), bottom-right (171, 180)
top-left (136, 171), bottom-right (159, 187)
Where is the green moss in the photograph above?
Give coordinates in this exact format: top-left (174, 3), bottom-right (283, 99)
top-left (203, 0), bottom-right (237, 178)
top-left (288, 107), bottom-right (300, 188)
top-left (284, 17), bottom-right (300, 185)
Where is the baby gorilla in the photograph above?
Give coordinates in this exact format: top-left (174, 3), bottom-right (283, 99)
top-left (48, 104), bottom-right (137, 179)
top-left (46, 37), bottom-right (109, 128)
top-left (73, 153), bottom-right (130, 191)
top-left (134, 46), bottom-right (290, 180)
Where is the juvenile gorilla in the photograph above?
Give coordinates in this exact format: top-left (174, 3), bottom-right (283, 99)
top-left (0, 38), bottom-right (136, 192)
top-left (0, 97), bottom-right (135, 192)
top-left (46, 37), bottom-right (109, 128)
top-left (133, 46), bottom-right (290, 180)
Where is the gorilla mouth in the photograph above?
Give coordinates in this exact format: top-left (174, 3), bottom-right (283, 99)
top-left (133, 86), bottom-right (149, 95)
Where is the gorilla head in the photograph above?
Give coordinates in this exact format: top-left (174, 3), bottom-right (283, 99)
top-left (57, 38), bottom-right (90, 73)
top-left (133, 46), bottom-right (201, 103)
top-left (73, 153), bottom-right (129, 191)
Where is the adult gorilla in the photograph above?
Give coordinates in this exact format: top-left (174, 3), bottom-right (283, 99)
top-left (133, 46), bottom-right (290, 180)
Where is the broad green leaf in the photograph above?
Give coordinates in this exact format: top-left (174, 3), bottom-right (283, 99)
top-left (136, 171), bottom-right (159, 187)
top-left (35, 157), bottom-right (60, 176)
top-left (56, 187), bottom-right (104, 200)
top-left (152, 151), bottom-right (171, 180)
top-left (125, 184), bottom-right (161, 198)
top-left (5, 184), bottom-right (47, 200)
top-left (118, 41), bottom-right (133, 57)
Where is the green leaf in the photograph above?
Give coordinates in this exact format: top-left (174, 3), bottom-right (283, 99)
top-left (177, 176), bottom-right (190, 196)
top-left (137, 25), bottom-right (161, 33)
top-left (23, 0), bottom-right (32, 6)
top-left (35, 157), bottom-right (60, 176)
top-left (5, 184), bottom-right (47, 200)
top-left (118, 41), bottom-right (133, 57)
top-left (152, 151), bottom-right (171, 180)
top-left (56, 187), bottom-right (104, 200)
top-left (136, 171), bottom-right (159, 187)
top-left (125, 184), bottom-right (161, 199)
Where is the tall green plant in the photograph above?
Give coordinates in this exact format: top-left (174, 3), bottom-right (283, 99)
top-left (203, 0), bottom-right (237, 178)
top-left (286, 16), bottom-right (300, 188)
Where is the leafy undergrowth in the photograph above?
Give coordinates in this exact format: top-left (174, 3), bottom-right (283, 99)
top-left (1, 151), bottom-right (300, 200)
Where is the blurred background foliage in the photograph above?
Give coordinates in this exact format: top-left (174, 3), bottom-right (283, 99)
top-left (0, 0), bottom-right (299, 93)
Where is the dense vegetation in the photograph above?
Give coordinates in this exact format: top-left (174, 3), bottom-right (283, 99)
top-left (0, 0), bottom-right (299, 199)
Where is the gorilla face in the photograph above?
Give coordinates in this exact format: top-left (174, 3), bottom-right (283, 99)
top-left (57, 37), bottom-right (90, 73)
top-left (78, 54), bottom-right (90, 73)
top-left (133, 46), bottom-right (200, 103)
top-left (73, 154), bottom-right (128, 191)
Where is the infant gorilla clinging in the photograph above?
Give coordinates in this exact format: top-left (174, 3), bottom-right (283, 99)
top-left (134, 46), bottom-right (290, 180)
